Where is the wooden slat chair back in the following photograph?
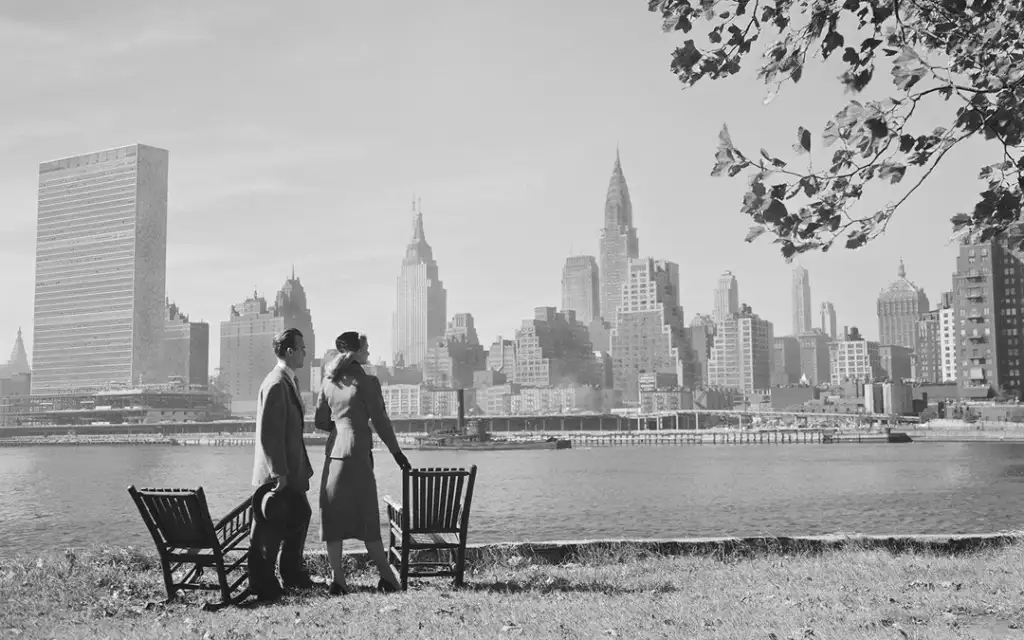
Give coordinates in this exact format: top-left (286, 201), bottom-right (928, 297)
top-left (383, 465), bottom-right (477, 590)
top-left (128, 486), bottom-right (253, 610)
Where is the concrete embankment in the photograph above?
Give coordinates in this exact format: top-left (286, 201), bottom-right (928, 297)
top-left (324, 533), bottom-right (1024, 568)
top-left (903, 427), bottom-right (1024, 443)
top-left (8, 426), bottom-right (1024, 447)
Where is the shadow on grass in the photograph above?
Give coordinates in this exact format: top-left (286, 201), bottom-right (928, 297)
top-left (458, 576), bottom-right (677, 595)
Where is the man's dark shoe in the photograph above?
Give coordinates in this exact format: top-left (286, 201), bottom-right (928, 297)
top-left (253, 586), bottom-right (284, 602)
top-left (283, 574), bottom-right (317, 591)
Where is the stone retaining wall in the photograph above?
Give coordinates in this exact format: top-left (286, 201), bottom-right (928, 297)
top-left (314, 533), bottom-right (1024, 571)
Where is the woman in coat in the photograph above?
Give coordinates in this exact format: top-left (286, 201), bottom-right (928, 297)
top-left (314, 331), bottom-right (410, 594)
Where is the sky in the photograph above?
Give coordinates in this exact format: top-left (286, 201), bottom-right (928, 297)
top-left (0, 0), bottom-right (999, 372)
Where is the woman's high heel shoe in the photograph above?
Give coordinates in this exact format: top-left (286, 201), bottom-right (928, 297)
top-left (377, 578), bottom-right (398, 593)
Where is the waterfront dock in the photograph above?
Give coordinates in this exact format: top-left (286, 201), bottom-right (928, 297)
top-left (0, 427), bottom-right (914, 447)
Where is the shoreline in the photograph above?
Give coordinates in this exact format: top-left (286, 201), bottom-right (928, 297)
top-left (328, 532), bottom-right (1024, 568)
top-left (4, 428), bottom-right (1024, 446)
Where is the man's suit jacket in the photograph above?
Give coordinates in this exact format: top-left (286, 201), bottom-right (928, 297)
top-left (251, 365), bottom-right (314, 491)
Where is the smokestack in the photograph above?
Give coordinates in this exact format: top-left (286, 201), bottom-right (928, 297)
top-left (457, 388), bottom-right (465, 430)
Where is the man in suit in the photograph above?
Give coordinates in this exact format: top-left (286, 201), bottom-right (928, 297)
top-left (249, 328), bottom-right (315, 601)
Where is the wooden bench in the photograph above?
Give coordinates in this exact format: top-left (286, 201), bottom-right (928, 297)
top-left (127, 486), bottom-right (252, 610)
top-left (383, 466), bottom-right (477, 590)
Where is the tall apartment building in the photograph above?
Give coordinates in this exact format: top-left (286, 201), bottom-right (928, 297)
top-left (219, 273), bottom-right (316, 404)
top-left (829, 327), bottom-right (883, 384)
top-left (792, 266), bottom-right (812, 336)
top-left (610, 258), bottom-right (688, 402)
top-left (713, 271), bottom-right (739, 324)
top-left (878, 345), bottom-right (913, 381)
top-left (561, 256), bottom-right (600, 325)
top-left (422, 313), bottom-right (486, 389)
top-left (916, 309), bottom-right (943, 383)
top-left (486, 338), bottom-right (517, 376)
top-left (798, 331), bottom-right (832, 385)
top-left (952, 240), bottom-right (1024, 396)
top-left (393, 201), bottom-right (447, 368)
top-left (446, 312), bottom-right (479, 345)
top-left (514, 307), bottom-right (597, 387)
top-left (163, 300), bottom-right (210, 388)
top-left (31, 144), bottom-right (169, 394)
top-left (877, 259), bottom-right (930, 354)
top-left (939, 291), bottom-right (957, 382)
top-left (771, 336), bottom-right (801, 386)
top-left (687, 314), bottom-right (716, 388)
top-left (819, 301), bottom-right (837, 339)
top-left (707, 304), bottom-right (774, 394)
top-left (598, 150), bottom-right (640, 323)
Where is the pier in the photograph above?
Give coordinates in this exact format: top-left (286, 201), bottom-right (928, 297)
top-left (157, 427), bottom-right (906, 448)
top-left (0, 408), bottom-right (908, 446)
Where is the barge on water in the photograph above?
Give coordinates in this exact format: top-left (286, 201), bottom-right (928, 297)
top-left (406, 389), bottom-right (571, 451)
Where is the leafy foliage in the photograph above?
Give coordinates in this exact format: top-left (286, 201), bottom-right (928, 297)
top-left (649, 0), bottom-right (1024, 259)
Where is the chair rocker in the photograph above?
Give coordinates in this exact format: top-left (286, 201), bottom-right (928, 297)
top-left (128, 485), bottom-right (253, 611)
top-left (383, 465), bottom-right (477, 590)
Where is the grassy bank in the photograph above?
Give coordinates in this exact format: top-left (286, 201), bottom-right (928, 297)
top-left (3, 540), bottom-right (1024, 639)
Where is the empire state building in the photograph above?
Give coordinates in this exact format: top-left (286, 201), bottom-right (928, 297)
top-left (392, 201), bottom-right (447, 368)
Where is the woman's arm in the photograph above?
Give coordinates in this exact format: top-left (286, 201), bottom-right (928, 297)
top-left (365, 376), bottom-right (403, 455)
top-left (313, 387), bottom-right (334, 432)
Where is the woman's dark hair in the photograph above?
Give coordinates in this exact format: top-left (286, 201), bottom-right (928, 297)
top-left (326, 332), bottom-right (367, 381)
top-left (335, 331), bottom-right (362, 352)
top-left (272, 328), bottom-right (303, 358)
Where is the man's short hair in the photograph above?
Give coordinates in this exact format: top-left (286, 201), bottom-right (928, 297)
top-left (273, 328), bottom-right (304, 358)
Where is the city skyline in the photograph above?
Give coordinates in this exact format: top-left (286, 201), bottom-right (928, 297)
top-left (0, 1), bottom-right (982, 371)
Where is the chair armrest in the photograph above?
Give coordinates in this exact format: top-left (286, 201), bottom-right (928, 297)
top-left (382, 495), bottom-right (402, 514)
top-left (382, 495), bottom-right (404, 526)
top-left (214, 496), bottom-right (252, 532)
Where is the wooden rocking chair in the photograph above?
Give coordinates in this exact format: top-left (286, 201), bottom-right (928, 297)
top-left (383, 465), bottom-right (477, 590)
top-left (128, 485), bottom-right (253, 610)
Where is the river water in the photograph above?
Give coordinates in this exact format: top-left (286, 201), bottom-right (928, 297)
top-left (2, 442), bottom-right (1023, 558)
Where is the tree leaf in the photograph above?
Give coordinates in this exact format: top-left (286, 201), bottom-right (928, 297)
top-left (793, 126), bottom-right (811, 154)
top-left (763, 199), bottom-right (789, 223)
top-left (950, 213), bottom-right (972, 230)
top-left (672, 40), bottom-right (703, 72)
top-left (745, 226), bottom-right (767, 242)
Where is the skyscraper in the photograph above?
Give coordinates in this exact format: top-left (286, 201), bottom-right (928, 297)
top-left (951, 241), bottom-right (1024, 396)
top-left (708, 304), bottom-right (774, 394)
top-left (791, 266), bottom-right (812, 336)
top-left (1, 328), bottom-right (30, 377)
top-left (713, 271), bottom-right (739, 324)
top-left (219, 272), bottom-right (316, 405)
top-left (819, 301), bottom-right (837, 339)
top-left (31, 144), bottom-right (168, 394)
top-left (163, 300), bottom-right (210, 388)
top-left (393, 201), bottom-right (447, 368)
top-left (598, 150), bottom-right (640, 323)
top-left (610, 258), bottom-right (687, 402)
top-left (515, 307), bottom-right (597, 387)
top-left (877, 259), bottom-right (929, 352)
top-left (561, 256), bottom-right (600, 325)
